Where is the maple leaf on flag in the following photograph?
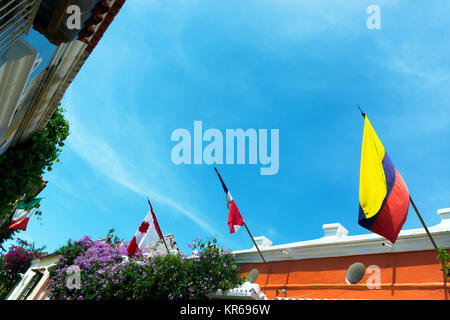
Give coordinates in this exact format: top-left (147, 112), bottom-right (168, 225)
top-left (138, 221), bottom-right (150, 233)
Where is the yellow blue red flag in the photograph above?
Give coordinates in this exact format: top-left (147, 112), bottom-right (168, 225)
top-left (358, 115), bottom-right (410, 243)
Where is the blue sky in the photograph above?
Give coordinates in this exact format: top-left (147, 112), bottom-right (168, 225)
top-left (13, 0), bottom-right (450, 254)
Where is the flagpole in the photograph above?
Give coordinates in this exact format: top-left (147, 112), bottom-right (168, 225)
top-left (161, 236), bottom-right (170, 254)
top-left (158, 229), bottom-right (170, 254)
top-left (147, 197), bottom-right (171, 255)
top-left (357, 106), bottom-right (439, 251)
top-left (243, 221), bottom-right (267, 263)
top-left (409, 195), bottom-right (439, 251)
top-left (357, 105), bottom-right (366, 118)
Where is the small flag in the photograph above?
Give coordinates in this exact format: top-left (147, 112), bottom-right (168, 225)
top-left (214, 168), bottom-right (244, 234)
top-left (127, 199), bottom-right (164, 258)
top-left (358, 115), bottom-right (410, 243)
top-left (8, 198), bottom-right (41, 231)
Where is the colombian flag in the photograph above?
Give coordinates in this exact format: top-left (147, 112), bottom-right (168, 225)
top-left (358, 115), bottom-right (410, 243)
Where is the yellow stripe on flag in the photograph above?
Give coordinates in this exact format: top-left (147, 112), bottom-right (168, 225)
top-left (359, 116), bottom-right (388, 219)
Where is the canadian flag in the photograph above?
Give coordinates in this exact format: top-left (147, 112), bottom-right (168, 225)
top-left (127, 199), bottom-right (164, 258)
top-left (214, 168), bottom-right (244, 233)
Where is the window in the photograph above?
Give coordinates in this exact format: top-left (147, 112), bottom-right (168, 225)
top-left (17, 268), bottom-right (44, 300)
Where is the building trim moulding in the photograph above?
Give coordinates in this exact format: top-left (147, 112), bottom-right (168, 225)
top-left (0, 37), bottom-right (39, 129)
top-left (10, 39), bottom-right (88, 145)
top-left (234, 209), bottom-right (450, 264)
top-left (7, 0), bottom-right (127, 147)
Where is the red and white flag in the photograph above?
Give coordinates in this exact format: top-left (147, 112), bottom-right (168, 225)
top-left (127, 199), bottom-right (164, 258)
top-left (214, 168), bottom-right (244, 233)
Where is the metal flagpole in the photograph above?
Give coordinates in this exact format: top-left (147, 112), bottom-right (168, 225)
top-left (357, 105), bottom-right (366, 118)
top-left (160, 234), bottom-right (170, 254)
top-left (408, 195), bottom-right (439, 251)
top-left (243, 222), bottom-right (267, 263)
top-left (357, 106), bottom-right (439, 251)
top-left (147, 197), bottom-right (170, 254)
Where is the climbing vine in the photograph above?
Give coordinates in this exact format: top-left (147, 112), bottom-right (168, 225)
top-left (437, 247), bottom-right (450, 280)
top-left (0, 106), bottom-right (70, 246)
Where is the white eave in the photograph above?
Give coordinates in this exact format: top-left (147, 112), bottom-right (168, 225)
top-left (234, 208), bottom-right (450, 264)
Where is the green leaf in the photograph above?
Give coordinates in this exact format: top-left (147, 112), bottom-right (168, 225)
top-left (0, 107), bottom-right (70, 245)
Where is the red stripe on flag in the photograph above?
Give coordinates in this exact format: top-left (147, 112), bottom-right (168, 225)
top-left (148, 200), bottom-right (163, 239)
top-left (370, 169), bottom-right (410, 243)
top-left (7, 217), bottom-right (30, 231)
top-left (228, 199), bottom-right (244, 234)
top-left (127, 236), bottom-right (138, 258)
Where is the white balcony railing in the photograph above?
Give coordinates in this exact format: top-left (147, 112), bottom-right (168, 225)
top-left (0, 0), bottom-right (41, 57)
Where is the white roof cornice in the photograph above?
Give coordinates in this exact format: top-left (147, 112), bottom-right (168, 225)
top-left (234, 208), bottom-right (450, 264)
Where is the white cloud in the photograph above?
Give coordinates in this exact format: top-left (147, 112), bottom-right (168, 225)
top-left (63, 94), bottom-right (218, 236)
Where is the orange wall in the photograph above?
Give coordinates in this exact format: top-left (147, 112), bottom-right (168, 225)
top-left (239, 249), bottom-right (449, 300)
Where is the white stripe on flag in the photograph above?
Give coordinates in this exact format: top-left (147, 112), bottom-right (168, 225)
top-left (134, 210), bottom-right (160, 251)
top-left (226, 191), bottom-right (233, 208)
top-left (11, 208), bottom-right (35, 222)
